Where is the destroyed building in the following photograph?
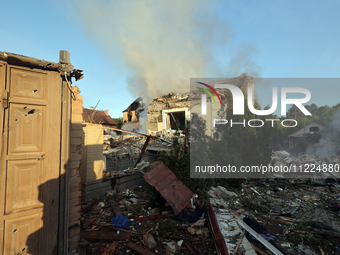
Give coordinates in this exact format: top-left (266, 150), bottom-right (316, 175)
top-left (145, 74), bottom-right (254, 136)
top-left (122, 97), bottom-right (143, 131)
top-left (193, 73), bottom-right (254, 136)
top-left (146, 92), bottom-right (190, 135)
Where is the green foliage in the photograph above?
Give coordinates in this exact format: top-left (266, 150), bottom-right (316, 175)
top-left (114, 118), bottom-right (123, 129)
top-left (272, 103), bottom-right (340, 150)
top-left (158, 113), bottom-right (243, 200)
top-left (158, 219), bottom-right (178, 238)
top-left (211, 88), bottom-right (273, 170)
top-left (113, 118), bottom-right (123, 135)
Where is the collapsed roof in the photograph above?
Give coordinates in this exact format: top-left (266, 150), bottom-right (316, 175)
top-left (83, 108), bottom-right (117, 126)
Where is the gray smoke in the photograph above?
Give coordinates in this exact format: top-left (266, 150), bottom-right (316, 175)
top-left (306, 110), bottom-right (340, 156)
top-left (72, 0), bottom-right (262, 102)
top-left (121, 124), bottom-right (140, 133)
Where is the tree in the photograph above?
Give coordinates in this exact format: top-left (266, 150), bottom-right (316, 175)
top-left (209, 88), bottom-right (273, 178)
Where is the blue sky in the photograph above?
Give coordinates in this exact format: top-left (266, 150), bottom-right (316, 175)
top-left (1, 0), bottom-right (339, 118)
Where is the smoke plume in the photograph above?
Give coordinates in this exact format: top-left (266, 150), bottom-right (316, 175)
top-left (72, 0), bottom-right (261, 102)
top-left (306, 110), bottom-right (340, 156)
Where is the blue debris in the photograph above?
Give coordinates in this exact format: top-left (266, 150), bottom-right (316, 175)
top-left (112, 215), bottom-right (133, 230)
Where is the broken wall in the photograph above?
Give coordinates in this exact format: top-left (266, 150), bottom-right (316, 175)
top-left (146, 93), bottom-right (190, 135)
top-left (68, 87), bottom-right (83, 254)
top-left (123, 110), bottom-right (139, 123)
top-left (80, 123), bottom-right (104, 183)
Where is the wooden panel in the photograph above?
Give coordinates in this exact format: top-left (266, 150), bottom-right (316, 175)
top-left (3, 212), bottom-right (42, 255)
top-left (5, 160), bottom-right (43, 214)
top-left (1, 65), bottom-right (63, 255)
top-left (58, 79), bottom-right (71, 254)
top-left (40, 71), bottom-right (62, 255)
top-left (8, 104), bottom-right (44, 154)
top-left (0, 61), bottom-right (7, 255)
top-left (10, 68), bottom-right (47, 100)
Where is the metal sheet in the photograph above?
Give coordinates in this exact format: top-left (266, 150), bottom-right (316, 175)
top-left (143, 162), bottom-right (194, 215)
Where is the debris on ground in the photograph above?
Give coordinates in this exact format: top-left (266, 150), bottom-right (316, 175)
top-left (208, 175), bottom-right (340, 255)
top-left (80, 163), bottom-right (217, 254)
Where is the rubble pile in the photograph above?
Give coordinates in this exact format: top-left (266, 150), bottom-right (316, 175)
top-left (104, 135), bottom-right (146, 155)
top-left (80, 186), bottom-right (216, 255)
top-left (270, 151), bottom-right (340, 178)
top-left (102, 130), bottom-right (187, 178)
top-left (147, 92), bottom-right (190, 121)
top-left (271, 150), bottom-right (340, 166)
top-left (209, 179), bottom-right (340, 255)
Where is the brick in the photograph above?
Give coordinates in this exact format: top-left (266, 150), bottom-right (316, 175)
top-left (71, 114), bottom-right (83, 124)
top-left (69, 212), bottom-right (81, 223)
top-left (70, 183), bottom-right (81, 192)
top-left (75, 94), bottom-right (83, 102)
top-left (69, 220), bottom-right (81, 229)
top-left (72, 101), bottom-right (83, 108)
top-left (68, 227), bottom-right (80, 238)
top-left (69, 205), bottom-right (81, 215)
top-left (70, 176), bottom-right (81, 186)
top-left (71, 137), bottom-right (82, 145)
top-left (71, 123), bottom-right (83, 130)
top-left (69, 190), bottom-right (81, 199)
top-left (70, 153), bottom-right (82, 161)
top-left (69, 198), bottom-right (81, 208)
top-left (70, 146), bottom-right (81, 153)
top-left (68, 235), bottom-right (80, 245)
top-left (70, 168), bottom-right (80, 177)
top-left (70, 146), bottom-right (77, 153)
top-left (68, 242), bottom-right (79, 254)
top-left (72, 107), bottom-right (83, 115)
top-left (69, 161), bottom-right (80, 169)
top-left (70, 129), bottom-right (82, 138)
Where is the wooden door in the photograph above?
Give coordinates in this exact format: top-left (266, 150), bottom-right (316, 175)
top-left (0, 64), bottom-right (62, 255)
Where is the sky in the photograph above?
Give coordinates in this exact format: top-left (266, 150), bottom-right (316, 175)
top-left (1, 0), bottom-right (340, 118)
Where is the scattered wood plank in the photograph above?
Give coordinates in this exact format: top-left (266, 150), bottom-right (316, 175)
top-left (294, 229), bottom-right (340, 239)
top-left (300, 196), bottom-right (317, 200)
top-left (333, 184), bottom-right (340, 190)
top-left (81, 231), bottom-right (132, 242)
top-left (82, 199), bottom-right (100, 213)
top-left (184, 240), bottom-right (199, 255)
top-left (232, 230), bottom-right (245, 255)
top-left (311, 230), bottom-right (340, 239)
top-left (126, 243), bottom-right (156, 255)
top-left (250, 243), bottom-right (269, 255)
top-left (261, 215), bottom-right (291, 225)
top-left (108, 199), bottom-right (123, 217)
top-left (234, 213), bottom-right (284, 255)
top-left (319, 246), bottom-right (325, 255)
top-left (102, 241), bottom-right (118, 255)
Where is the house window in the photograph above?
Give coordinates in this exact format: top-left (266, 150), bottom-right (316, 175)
top-left (168, 111), bottom-right (186, 130)
top-left (128, 111), bottom-right (132, 122)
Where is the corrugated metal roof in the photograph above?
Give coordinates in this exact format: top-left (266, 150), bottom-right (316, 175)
top-left (143, 162), bottom-right (194, 215)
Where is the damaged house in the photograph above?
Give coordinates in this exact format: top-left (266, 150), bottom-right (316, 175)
top-left (145, 74), bottom-right (254, 136)
top-left (82, 107), bottom-right (117, 127)
top-left (146, 92), bottom-right (190, 135)
top-left (288, 121), bottom-right (325, 151)
top-left (191, 73), bottom-right (254, 136)
top-left (122, 97), bottom-right (144, 131)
